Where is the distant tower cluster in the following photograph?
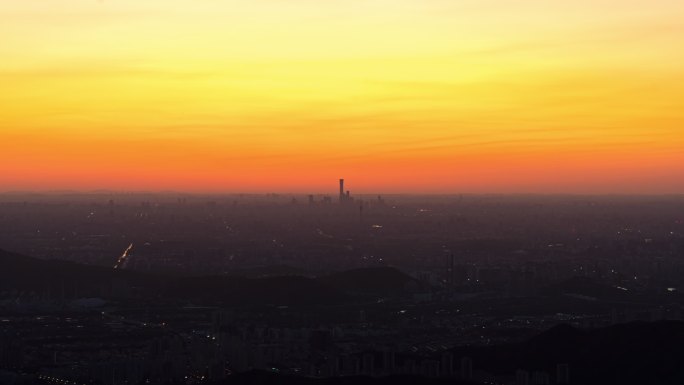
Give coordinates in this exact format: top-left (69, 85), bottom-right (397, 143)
top-left (305, 178), bottom-right (364, 206)
top-left (339, 179), bottom-right (346, 203)
top-left (339, 178), bottom-right (354, 204)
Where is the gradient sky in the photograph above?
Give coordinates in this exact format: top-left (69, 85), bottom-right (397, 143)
top-left (1, 0), bottom-right (683, 193)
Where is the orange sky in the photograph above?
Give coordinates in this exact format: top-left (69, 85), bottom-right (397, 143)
top-left (1, 0), bottom-right (684, 194)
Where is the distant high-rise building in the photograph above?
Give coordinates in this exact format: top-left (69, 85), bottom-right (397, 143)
top-left (338, 179), bottom-right (355, 204)
top-left (460, 357), bottom-right (473, 380)
top-left (421, 359), bottom-right (440, 378)
top-left (446, 254), bottom-right (455, 288)
top-left (362, 353), bottom-right (375, 376)
top-left (556, 364), bottom-right (570, 384)
top-left (441, 352), bottom-right (454, 376)
top-left (532, 371), bottom-right (550, 385)
top-left (516, 370), bottom-right (530, 385)
top-left (383, 350), bottom-right (396, 374)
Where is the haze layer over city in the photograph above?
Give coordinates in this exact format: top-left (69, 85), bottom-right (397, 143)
top-left (2, 1), bottom-right (684, 385)
top-left (1, 185), bottom-right (684, 385)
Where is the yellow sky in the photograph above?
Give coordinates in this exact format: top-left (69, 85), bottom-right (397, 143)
top-left (1, 0), bottom-right (683, 193)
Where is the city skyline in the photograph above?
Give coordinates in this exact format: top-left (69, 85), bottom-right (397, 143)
top-left (2, 2), bottom-right (684, 383)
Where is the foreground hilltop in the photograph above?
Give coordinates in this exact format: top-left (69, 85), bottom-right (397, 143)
top-left (0, 249), bottom-right (421, 307)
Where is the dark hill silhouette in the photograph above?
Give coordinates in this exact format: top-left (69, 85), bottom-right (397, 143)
top-left (0, 248), bottom-right (140, 295)
top-left (319, 267), bottom-right (422, 295)
top-left (223, 264), bottom-right (308, 279)
top-left (528, 323), bottom-right (585, 346)
top-left (163, 275), bottom-right (346, 306)
top-left (541, 276), bottom-right (631, 300)
top-left (0, 249), bottom-right (346, 306)
top-left (450, 320), bottom-right (684, 385)
top-left (210, 371), bottom-right (479, 385)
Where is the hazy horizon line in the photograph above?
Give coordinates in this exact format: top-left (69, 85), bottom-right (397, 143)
top-left (1, 189), bottom-right (683, 197)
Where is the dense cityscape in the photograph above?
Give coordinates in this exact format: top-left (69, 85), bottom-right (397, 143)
top-left (1, 181), bottom-right (684, 384)
top-left (4, 0), bottom-right (684, 383)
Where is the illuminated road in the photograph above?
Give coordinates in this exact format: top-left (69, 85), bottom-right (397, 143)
top-left (113, 243), bottom-right (133, 269)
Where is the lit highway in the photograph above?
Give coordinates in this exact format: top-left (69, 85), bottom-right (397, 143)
top-left (113, 243), bottom-right (133, 269)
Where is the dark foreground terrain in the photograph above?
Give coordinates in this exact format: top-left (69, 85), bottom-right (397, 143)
top-left (2, 249), bottom-right (684, 385)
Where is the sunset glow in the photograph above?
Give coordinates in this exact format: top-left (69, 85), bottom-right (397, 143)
top-left (2, 0), bottom-right (684, 193)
